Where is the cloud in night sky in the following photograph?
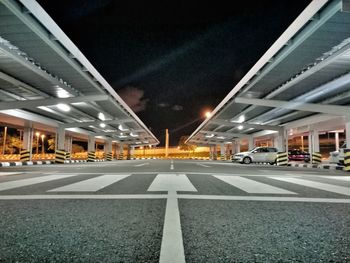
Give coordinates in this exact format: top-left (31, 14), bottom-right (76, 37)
top-left (117, 86), bottom-right (148, 112)
top-left (172, 105), bottom-right (183, 111)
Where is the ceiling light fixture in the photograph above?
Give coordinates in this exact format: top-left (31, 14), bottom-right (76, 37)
top-left (56, 103), bottom-right (71, 112)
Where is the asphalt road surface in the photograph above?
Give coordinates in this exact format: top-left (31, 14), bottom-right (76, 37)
top-left (0, 159), bottom-right (349, 263)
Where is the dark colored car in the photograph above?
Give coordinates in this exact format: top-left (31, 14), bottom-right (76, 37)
top-left (288, 149), bottom-right (310, 162)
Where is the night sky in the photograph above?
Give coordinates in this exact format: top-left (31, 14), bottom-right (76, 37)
top-left (37, 0), bottom-right (311, 146)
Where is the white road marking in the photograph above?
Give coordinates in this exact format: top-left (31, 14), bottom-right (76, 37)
top-left (324, 176), bottom-right (350, 182)
top-left (48, 174), bottom-right (130, 192)
top-left (0, 172), bottom-right (21, 177)
top-left (170, 164), bottom-right (174, 170)
top-left (0, 174), bottom-right (79, 191)
top-left (271, 177), bottom-right (350, 196)
top-left (148, 174), bottom-right (197, 192)
top-left (197, 163), bottom-right (211, 168)
top-left (134, 163), bottom-right (149, 167)
top-left (214, 175), bottom-right (296, 194)
top-left (0, 194), bottom-right (348, 203)
top-left (148, 174), bottom-right (196, 263)
top-left (179, 195), bottom-right (350, 203)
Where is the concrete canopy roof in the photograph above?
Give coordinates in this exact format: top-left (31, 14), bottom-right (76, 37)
top-left (0, 0), bottom-right (159, 146)
top-left (187, 0), bottom-right (350, 145)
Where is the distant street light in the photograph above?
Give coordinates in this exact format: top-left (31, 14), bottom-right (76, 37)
top-left (35, 132), bottom-right (40, 154)
top-left (41, 134), bottom-right (45, 155)
top-left (205, 111), bottom-right (211, 118)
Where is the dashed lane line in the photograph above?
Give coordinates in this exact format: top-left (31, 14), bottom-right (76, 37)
top-left (196, 163), bottom-right (211, 168)
top-left (134, 163), bottom-right (149, 167)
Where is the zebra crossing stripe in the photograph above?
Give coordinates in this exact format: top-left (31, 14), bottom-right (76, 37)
top-left (214, 175), bottom-right (296, 194)
top-left (324, 176), bottom-right (350, 182)
top-left (271, 177), bottom-right (350, 196)
top-left (48, 174), bottom-right (131, 192)
top-left (0, 174), bottom-right (79, 191)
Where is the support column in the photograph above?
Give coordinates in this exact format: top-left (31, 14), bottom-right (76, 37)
top-left (87, 135), bottom-right (95, 152)
top-left (346, 121), bottom-right (350, 148)
top-left (65, 135), bottom-right (72, 152)
top-left (248, 136), bottom-right (254, 150)
top-left (127, 145), bottom-right (131, 160)
top-left (118, 143), bottom-right (124, 160)
top-left (57, 126), bottom-right (65, 150)
top-left (105, 140), bottom-right (112, 153)
top-left (311, 129), bottom-right (320, 153)
top-left (274, 130), bottom-right (285, 152)
top-left (235, 140), bottom-right (240, 153)
top-left (22, 126), bottom-right (33, 161)
top-left (220, 143), bottom-right (225, 160)
top-left (213, 145), bottom-right (217, 160)
top-left (335, 132), bottom-right (339, 151)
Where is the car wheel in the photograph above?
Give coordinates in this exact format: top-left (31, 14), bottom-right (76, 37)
top-left (243, 157), bottom-right (251, 164)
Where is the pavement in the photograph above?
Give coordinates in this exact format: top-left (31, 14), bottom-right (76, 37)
top-left (0, 159), bottom-right (349, 262)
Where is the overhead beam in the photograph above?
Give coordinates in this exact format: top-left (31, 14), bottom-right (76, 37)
top-left (61, 118), bottom-right (133, 129)
top-left (211, 119), bottom-right (282, 131)
top-left (235, 97), bottom-right (350, 117)
top-left (199, 130), bottom-right (246, 138)
top-left (0, 94), bottom-right (109, 111)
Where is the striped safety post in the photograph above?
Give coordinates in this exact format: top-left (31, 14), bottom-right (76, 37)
top-left (220, 154), bottom-right (226, 161)
top-left (276, 152), bottom-right (288, 166)
top-left (106, 152), bottom-right (113, 161)
top-left (118, 152), bottom-right (124, 160)
top-left (312, 152), bottom-right (322, 165)
top-left (55, 149), bottom-right (66, 164)
top-left (344, 149), bottom-right (350, 172)
top-left (65, 152), bottom-right (71, 161)
top-left (20, 150), bottom-right (30, 162)
top-left (87, 151), bottom-right (96, 162)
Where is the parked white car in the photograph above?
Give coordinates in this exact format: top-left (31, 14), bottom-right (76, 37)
top-left (232, 147), bottom-right (278, 164)
top-left (329, 143), bottom-right (346, 165)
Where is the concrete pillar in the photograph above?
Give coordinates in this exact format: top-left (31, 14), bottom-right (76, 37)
top-left (88, 135), bottom-right (95, 152)
top-left (127, 145), bottom-right (131, 159)
top-left (235, 140), bottom-right (240, 153)
top-left (209, 145), bottom-right (214, 159)
top-left (65, 135), bottom-right (72, 152)
top-left (345, 121), bottom-right (350, 148)
top-left (285, 130), bottom-right (289, 153)
top-left (308, 132), bottom-right (312, 153)
top-left (57, 126), bottom-right (65, 150)
top-left (220, 143), bottom-right (225, 160)
top-left (274, 130), bottom-right (285, 152)
top-left (213, 145), bottom-right (217, 160)
top-left (335, 132), bottom-right (339, 151)
top-left (119, 143), bottom-right (124, 155)
top-left (248, 137), bottom-right (254, 150)
top-left (22, 127), bottom-right (33, 160)
top-left (105, 140), bottom-right (112, 153)
top-left (311, 129), bottom-right (320, 153)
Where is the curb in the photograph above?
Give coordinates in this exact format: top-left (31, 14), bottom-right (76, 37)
top-left (288, 163), bottom-right (344, 171)
top-left (0, 159), bottom-right (107, 167)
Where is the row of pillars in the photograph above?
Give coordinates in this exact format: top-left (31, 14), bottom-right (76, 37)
top-left (20, 125), bottom-right (135, 161)
top-left (209, 123), bottom-right (350, 160)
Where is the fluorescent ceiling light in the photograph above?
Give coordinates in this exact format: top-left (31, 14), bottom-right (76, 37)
top-left (98, 112), bottom-right (106, 121)
top-left (37, 106), bottom-right (56, 113)
top-left (99, 123), bottom-right (106, 128)
top-left (56, 103), bottom-right (71, 112)
top-left (238, 125), bottom-right (244, 130)
top-left (56, 88), bottom-right (71, 98)
top-left (118, 124), bottom-right (129, 131)
top-left (130, 132), bottom-right (138, 137)
top-left (205, 134), bottom-right (215, 138)
top-left (217, 136), bottom-right (226, 139)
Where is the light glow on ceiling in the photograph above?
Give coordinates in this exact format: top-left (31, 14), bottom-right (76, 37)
top-left (118, 124), bottom-right (129, 131)
top-left (205, 134), bottom-right (215, 138)
top-left (238, 125), bottom-right (244, 130)
top-left (98, 112), bottom-right (106, 121)
top-left (56, 103), bottom-right (71, 112)
top-left (99, 123), bottom-right (106, 128)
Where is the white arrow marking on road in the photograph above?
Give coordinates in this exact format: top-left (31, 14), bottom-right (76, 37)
top-left (0, 174), bottom-right (79, 191)
top-left (214, 175), bottom-right (296, 194)
top-left (134, 163), bottom-right (149, 167)
top-left (271, 177), bottom-right (350, 196)
top-left (148, 174), bottom-right (197, 263)
top-left (48, 174), bottom-right (130, 192)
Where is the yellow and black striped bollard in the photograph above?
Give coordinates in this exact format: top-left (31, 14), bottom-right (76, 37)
top-left (20, 150), bottom-right (30, 162)
top-left (343, 149), bottom-right (350, 172)
top-left (65, 152), bottom-right (71, 161)
top-left (106, 152), bottom-right (113, 161)
top-left (55, 149), bottom-right (66, 164)
top-left (118, 152), bottom-right (124, 160)
top-left (312, 152), bottom-right (322, 165)
top-left (87, 151), bottom-right (96, 162)
top-left (276, 152), bottom-right (288, 166)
